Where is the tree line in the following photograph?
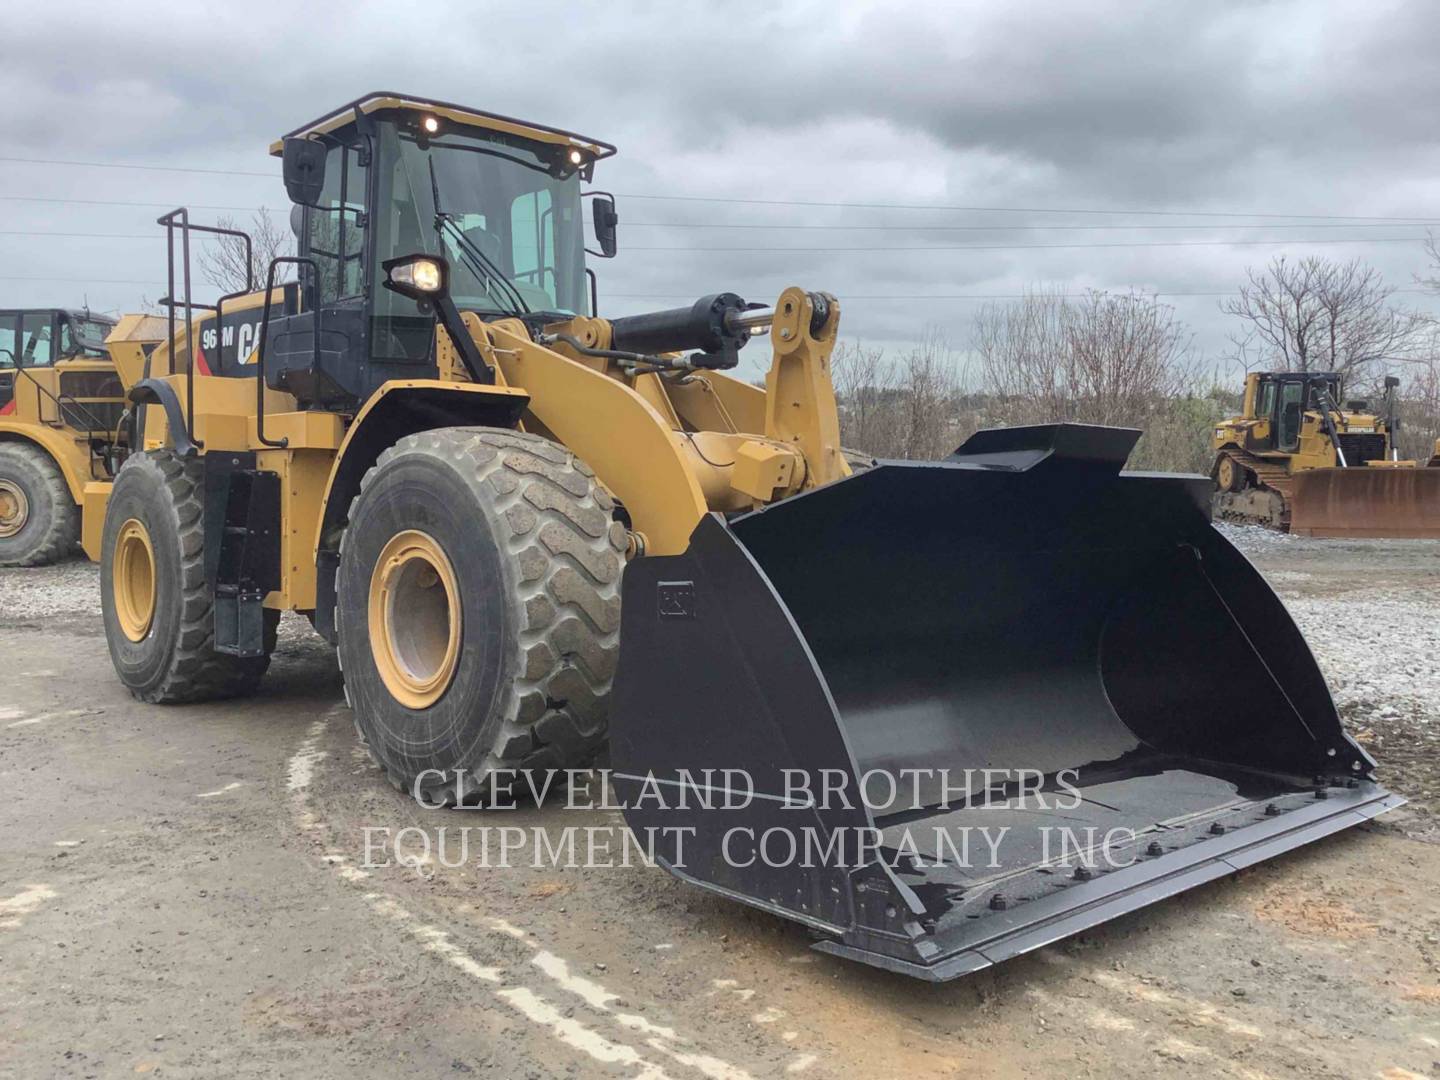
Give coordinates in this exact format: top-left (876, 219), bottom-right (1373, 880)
top-left (835, 251), bottom-right (1440, 472)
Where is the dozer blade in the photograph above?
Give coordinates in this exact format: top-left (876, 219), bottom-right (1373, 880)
top-left (1290, 465), bottom-right (1440, 539)
top-left (610, 423), bottom-right (1400, 980)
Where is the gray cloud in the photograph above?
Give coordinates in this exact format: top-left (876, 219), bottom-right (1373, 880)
top-left (2, 0), bottom-right (1438, 376)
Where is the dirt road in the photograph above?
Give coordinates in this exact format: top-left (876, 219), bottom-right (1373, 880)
top-left (2, 529), bottom-right (1437, 1079)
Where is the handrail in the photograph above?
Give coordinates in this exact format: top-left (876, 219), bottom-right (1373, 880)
top-left (12, 365), bottom-right (110, 439)
top-left (253, 256), bottom-right (319, 449)
top-left (155, 208), bottom-right (256, 451)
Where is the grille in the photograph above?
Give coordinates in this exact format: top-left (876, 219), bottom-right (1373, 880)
top-left (1337, 433), bottom-right (1388, 465)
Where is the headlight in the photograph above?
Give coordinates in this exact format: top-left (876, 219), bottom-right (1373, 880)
top-left (390, 258), bottom-right (443, 293)
top-left (382, 255), bottom-right (448, 299)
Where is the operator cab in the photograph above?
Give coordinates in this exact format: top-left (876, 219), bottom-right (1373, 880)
top-left (0, 309), bottom-right (116, 411)
top-left (1254, 372), bottom-right (1342, 453)
top-left (263, 92), bottom-right (618, 410)
top-left (0, 309), bottom-right (114, 369)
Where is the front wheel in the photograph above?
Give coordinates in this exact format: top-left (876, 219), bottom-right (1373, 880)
top-left (100, 451), bottom-right (275, 703)
top-left (336, 428), bottom-right (627, 805)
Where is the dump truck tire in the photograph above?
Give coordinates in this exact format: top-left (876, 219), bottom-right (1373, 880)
top-left (0, 442), bottom-right (78, 567)
top-left (336, 427), bottom-right (626, 805)
top-left (100, 450), bottom-right (275, 703)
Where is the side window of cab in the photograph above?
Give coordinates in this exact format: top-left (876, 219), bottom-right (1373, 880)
top-left (18, 312), bottom-right (54, 366)
top-left (304, 142), bottom-right (368, 305)
top-left (0, 313), bottom-right (17, 369)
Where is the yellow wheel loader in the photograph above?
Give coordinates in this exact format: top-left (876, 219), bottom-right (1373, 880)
top-left (1212, 371), bottom-right (1440, 538)
top-left (0, 307), bottom-right (135, 565)
top-left (96, 93), bottom-right (1399, 980)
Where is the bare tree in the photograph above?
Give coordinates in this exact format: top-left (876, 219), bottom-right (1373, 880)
top-left (831, 329), bottom-right (972, 459)
top-left (197, 208), bottom-right (293, 293)
top-left (972, 289), bottom-right (1216, 472)
top-left (1417, 231), bottom-right (1440, 295)
top-left (1222, 256), bottom-right (1423, 388)
top-left (975, 289), bottom-right (1200, 425)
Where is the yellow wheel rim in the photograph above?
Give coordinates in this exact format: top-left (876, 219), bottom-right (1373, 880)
top-left (114, 518), bottom-right (157, 642)
top-left (368, 530), bottom-right (462, 710)
top-left (0, 480), bottom-right (28, 539)
top-left (1218, 457), bottom-right (1240, 491)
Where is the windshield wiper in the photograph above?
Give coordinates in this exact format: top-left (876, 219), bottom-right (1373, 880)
top-left (427, 158), bottom-right (531, 318)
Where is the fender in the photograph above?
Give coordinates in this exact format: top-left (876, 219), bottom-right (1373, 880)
top-left (128, 378), bottom-right (197, 457)
top-left (309, 379), bottom-right (530, 641)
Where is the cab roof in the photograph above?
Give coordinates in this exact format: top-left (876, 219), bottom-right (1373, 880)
top-left (268, 91), bottom-right (617, 161)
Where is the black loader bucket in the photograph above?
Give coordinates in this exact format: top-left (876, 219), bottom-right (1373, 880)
top-left (610, 424), bottom-right (1400, 980)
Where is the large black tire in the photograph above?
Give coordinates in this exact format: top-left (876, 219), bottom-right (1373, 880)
top-left (336, 427), bottom-right (627, 805)
top-left (0, 442), bottom-right (78, 566)
top-left (100, 450), bottom-right (275, 703)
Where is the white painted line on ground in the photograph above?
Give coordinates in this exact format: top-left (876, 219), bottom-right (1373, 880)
top-left (499, 986), bottom-right (676, 1079)
top-left (0, 884), bottom-right (57, 930)
top-left (286, 719), bottom-right (330, 792)
top-left (196, 781), bottom-right (244, 798)
top-left (284, 711), bottom-right (701, 1080)
top-left (6, 708), bottom-right (93, 728)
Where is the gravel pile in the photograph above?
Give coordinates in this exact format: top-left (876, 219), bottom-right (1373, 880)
top-left (1284, 593), bottom-right (1440, 723)
top-left (1, 560), bottom-right (102, 620)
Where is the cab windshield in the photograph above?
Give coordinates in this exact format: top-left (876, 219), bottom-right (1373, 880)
top-left (373, 122), bottom-right (587, 318)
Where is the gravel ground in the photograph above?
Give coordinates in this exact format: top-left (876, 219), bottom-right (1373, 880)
top-left (2, 528), bottom-right (1438, 1079)
top-left (1216, 522), bottom-right (1440, 841)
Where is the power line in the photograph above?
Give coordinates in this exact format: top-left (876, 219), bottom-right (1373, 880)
top-left (626, 236), bottom-right (1431, 253)
top-left (617, 220), bottom-right (1440, 232)
top-left (7, 193), bottom-right (1436, 233)
top-left (614, 192), bottom-right (1440, 222)
top-left (0, 195), bottom-right (282, 213)
top-left (611, 288), bottom-right (1438, 300)
top-left (0, 155), bottom-right (275, 178)
top-left (4, 153), bottom-right (1438, 222)
top-left (2, 230), bottom-right (1431, 253)
top-left (0, 231), bottom-right (209, 239)
top-left (0, 275), bottom-right (166, 285)
top-left (7, 273), bottom-right (1431, 303)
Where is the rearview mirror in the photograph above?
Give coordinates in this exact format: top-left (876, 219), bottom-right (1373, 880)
top-left (592, 194), bottom-right (618, 258)
top-left (1385, 375), bottom-right (1401, 390)
top-left (282, 138), bottom-right (327, 206)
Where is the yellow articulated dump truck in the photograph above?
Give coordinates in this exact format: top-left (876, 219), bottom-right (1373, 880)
top-left (95, 92), bottom-right (1399, 980)
top-left (1212, 371), bottom-right (1440, 538)
top-left (0, 307), bottom-right (139, 565)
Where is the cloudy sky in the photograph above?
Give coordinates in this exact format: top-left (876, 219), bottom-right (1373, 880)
top-left (4, 0), bottom-right (1440, 379)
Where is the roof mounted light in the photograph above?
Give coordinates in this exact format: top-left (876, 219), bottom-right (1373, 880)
top-left (422, 115), bottom-right (440, 134)
top-left (568, 148), bottom-right (584, 165)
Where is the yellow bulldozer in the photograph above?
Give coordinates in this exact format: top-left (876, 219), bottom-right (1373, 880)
top-left (0, 307), bottom-right (136, 565)
top-left (92, 92), bottom-right (1399, 980)
top-left (1212, 370), bottom-right (1440, 537)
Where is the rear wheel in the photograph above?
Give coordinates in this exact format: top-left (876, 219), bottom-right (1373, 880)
top-left (1216, 453), bottom-right (1247, 493)
top-left (336, 427), bottom-right (627, 805)
top-left (0, 443), bottom-right (78, 566)
top-left (100, 451), bottom-right (275, 703)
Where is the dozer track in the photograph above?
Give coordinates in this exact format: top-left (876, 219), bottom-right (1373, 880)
top-left (1212, 447), bottom-right (1292, 531)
